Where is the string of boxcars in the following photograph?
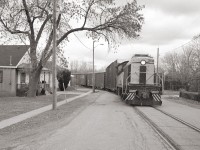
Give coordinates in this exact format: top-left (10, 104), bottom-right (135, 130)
top-left (71, 54), bottom-right (162, 106)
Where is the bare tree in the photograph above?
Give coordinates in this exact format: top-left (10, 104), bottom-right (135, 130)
top-left (0, 0), bottom-right (144, 96)
top-left (161, 35), bottom-right (200, 90)
top-left (70, 60), bottom-right (94, 73)
top-left (70, 60), bottom-right (79, 73)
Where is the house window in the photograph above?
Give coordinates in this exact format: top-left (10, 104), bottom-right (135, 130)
top-left (0, 70), bottom-right (3, 83)
top-left (21, 73), bottom-right (26, 83)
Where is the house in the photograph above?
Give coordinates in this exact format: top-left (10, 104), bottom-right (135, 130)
top-left (0, 45), bottom-right (53, 97)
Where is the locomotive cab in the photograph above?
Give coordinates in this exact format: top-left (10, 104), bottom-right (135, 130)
top-left (118, 54), bottom-right (162, 106)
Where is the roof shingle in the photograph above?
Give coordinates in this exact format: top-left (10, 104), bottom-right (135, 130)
top-left (0, 45), bottom-right (29, 66)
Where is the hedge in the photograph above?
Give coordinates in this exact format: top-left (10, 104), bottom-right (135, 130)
top-left (179, 90), bottom-right (200, 102)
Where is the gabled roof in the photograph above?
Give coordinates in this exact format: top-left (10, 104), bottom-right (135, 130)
top-left (0, 45), bottom-right (29, 67)
top-left (17, 63), bottom-right (51, 72)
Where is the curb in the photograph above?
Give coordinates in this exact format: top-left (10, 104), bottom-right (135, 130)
top-left (0, 91), bottom-right (92, 130)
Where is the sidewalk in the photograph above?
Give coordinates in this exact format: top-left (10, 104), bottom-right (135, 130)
top-left (0, 90), bottom-right (92, 130)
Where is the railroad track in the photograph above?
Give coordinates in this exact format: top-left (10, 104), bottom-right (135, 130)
top-left (154, 107), bottom-right (200, 133)
top-left (134, 107), bottom-right (200, 150)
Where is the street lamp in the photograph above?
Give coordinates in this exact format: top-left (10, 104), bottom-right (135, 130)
top-left (92, 41), bottom-right (104, 93)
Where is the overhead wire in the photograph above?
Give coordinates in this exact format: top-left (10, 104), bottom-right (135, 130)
top-left (170, 36), bottom-right (200, 52)
top-left (61, 14), bottom-right (92, 51)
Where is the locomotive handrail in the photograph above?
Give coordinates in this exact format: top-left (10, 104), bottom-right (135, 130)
top-left (125, 72), bottom-right (140, 93)
top-left (145, 73), bottom-right (162, 86)
top-left (134, 72), bottom-right (139, 76)
top-left (146, 74), bottom-right (154, 83)
top-left (156, 73), bottom-right (162, 86)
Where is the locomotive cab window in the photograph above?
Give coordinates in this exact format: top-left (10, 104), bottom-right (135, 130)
top-left (139, 66), bottom-right (146, 84)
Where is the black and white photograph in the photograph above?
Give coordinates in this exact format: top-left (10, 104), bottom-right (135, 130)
top-left (0, 0), bottom-right (200, 149)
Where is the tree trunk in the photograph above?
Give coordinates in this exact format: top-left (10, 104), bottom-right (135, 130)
top-left (27, 68), bottom-right (42, 97)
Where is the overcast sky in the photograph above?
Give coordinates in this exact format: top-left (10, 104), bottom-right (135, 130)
top-left (64, 0), bottom-right (200, 70)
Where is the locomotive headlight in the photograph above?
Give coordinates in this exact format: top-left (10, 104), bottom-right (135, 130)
top-left (141, 60), bottom-right (146, 65)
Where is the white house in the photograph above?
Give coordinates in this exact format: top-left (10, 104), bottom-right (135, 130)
top-left (0, 45), bottom-right (54, 97)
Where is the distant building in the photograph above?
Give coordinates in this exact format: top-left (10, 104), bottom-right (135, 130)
top-left (0, 45), bottom-right (53, 97)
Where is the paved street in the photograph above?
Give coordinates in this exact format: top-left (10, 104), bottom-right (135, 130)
top-left (36, 92), bottom-right (169, 150)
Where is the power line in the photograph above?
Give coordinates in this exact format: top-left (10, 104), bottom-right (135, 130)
top-left (62, 14), bottom-right (92, 51)
top-left (72, 31), bottom-right (92, 51)
top-left (171, 36), bottom-right (200, 52)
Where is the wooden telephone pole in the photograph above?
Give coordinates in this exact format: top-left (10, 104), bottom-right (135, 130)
top-left (52, 0), bottom-right (57, 110)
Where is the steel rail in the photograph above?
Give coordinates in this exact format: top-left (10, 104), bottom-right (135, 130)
top-left (154, 107), bottom-right (200, 133)
top-left (134, 107), bottom-right (181, 150)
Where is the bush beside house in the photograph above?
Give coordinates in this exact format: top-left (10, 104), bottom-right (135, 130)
top-left (57, 69), bottom-right (71, 91)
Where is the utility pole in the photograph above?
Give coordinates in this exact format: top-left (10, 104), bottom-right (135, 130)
top-left (52, 0), bottom-right (57, 110)
top-left (156, 47), bottom-right (159, 86)
top-left (92, 41), bottom-right (95, 93)
top-left (92, 41), bottom-right (104, 93)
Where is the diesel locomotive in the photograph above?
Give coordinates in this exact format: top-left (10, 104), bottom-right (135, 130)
top-left (116, 54), bottom-right (162, 106)
top-left (71, 54), bottom-right (162, 106)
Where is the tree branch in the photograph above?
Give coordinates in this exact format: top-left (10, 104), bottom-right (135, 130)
top-left (0, 16), bottom-right (30, 35)
top-left (33, 1), bottom-right (50, 23)
top-left (82, 0), bottom-right (95, 28)
top-left (36, 14), bottom-right (52, 43)
top-left (22, 0), bottom-right (35, 42)
top-left (38, 13), bottom-right (62, 67)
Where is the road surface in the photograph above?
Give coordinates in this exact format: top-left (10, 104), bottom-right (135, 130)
top-left (36, 91), bottom-right (170, 150)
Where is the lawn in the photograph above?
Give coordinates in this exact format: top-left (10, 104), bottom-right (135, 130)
top-left (0, 94), bottom-right (79, 121)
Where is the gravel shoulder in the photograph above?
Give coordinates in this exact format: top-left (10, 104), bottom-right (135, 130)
top-left (162, 90), bottom-right (200, 109)
top-left (0, 90), bottom-right (100, 149)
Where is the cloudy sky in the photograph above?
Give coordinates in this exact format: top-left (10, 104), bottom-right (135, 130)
top-left (64, 0), bottom-right (200, 70)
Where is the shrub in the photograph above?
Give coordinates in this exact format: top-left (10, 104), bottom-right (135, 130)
top-left (179, 90), bottom-right (200, 102)
top-left (17, 85), bottom-right (29, 97)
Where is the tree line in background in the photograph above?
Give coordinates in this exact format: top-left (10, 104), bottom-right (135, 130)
top-left (70, 60), bottom-right (106, 73)
top-left (161, 35), bottom-right (200, 92)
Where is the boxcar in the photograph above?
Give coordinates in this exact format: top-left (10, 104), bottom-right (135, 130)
top-left (105, 60), bottom-right (127, 92)
top-left (80, 74), bottom-right (87, 86)
top-left (70, 73), bottom-right (86, 86)
top-left (95, 72), bottom-right (105, 89)
top-left (87, 73), bottom-right (93, 87)
top-left (105, 60), bottom-right (118, 91)
top-left (70, 75), bottom-right (76, 87)
top-left (76, 74), bottom-right (82, 86)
